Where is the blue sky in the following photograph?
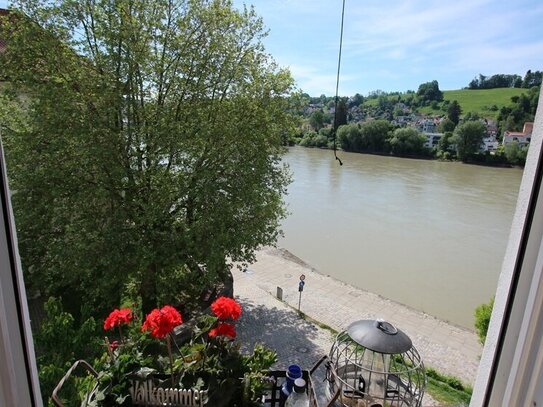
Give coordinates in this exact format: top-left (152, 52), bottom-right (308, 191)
top-left (231, 0), bottom-right (543, 96)
top-left (2, 0), bottom-right (543, 96)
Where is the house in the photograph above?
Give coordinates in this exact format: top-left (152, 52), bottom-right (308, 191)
top-left (481, 136), bottom-right (500, 152)
top-left (423, 132), bottom-right (443, 148)
top-left (416, 118), bottom-right (437, 133)
top-left (503, 122), bottom-right (533, 147)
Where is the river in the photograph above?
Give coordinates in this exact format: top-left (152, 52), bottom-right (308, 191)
top-left (278, 147), bottom-right (523, 329)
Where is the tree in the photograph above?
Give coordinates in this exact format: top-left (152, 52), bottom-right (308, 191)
top-left (359, 120), bottom-right (391, 152)
top-left (452, 121), bottom-right (486, 162)
top-left (333, 98), bottom-right (348, 130)
top-left (309, 110), bottom-right (325, 131)
top-left (447, 100), bottom-right (462, 125)
top-left (337, 123), bottom-right (361, 152)
top-left (522, 70), bottom-right (542, 88)
top-left (437, 131), bottom-right (454, 155)
top-left (438, 118), bottom-right (456, 133)
top-left (387, 127), bottom-right (426, 155)
top-left (475, 297), bottom-right (494, 344)
top-left (1, 0), bottom-right (294, 315)
top-left (416, 80), bottom-right (443, 102)
top-left (505, 141), bottom-right (530, 165)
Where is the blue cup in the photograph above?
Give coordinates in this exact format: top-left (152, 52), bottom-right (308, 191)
top-left (285, 364), bottom-right (302, 392)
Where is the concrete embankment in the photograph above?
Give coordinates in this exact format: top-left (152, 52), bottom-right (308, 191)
top-left (233, 246), bottom-right (482, 386)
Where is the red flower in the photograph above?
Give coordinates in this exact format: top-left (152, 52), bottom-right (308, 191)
top-left (104, 308), bottom-right (133, 331)
top-left (209, 322), bottom-right (236, 339)
top-left (211, 296), bottom-right (242, 321)
top-left (109, 340), bottom-right (119, 352)
top-left (142, 305), bottom-right (183, 339)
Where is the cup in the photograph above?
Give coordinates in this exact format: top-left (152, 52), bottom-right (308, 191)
top-left (285, 364), bottom-right (302, 392)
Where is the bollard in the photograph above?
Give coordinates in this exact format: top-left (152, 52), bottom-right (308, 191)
top-left (276, 286), bottom-right (283, 301)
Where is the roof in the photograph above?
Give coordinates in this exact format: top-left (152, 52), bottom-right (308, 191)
top-left (523, 122), bottom-right (534, 134)
top-left (504, 131), bottom-right (530, 138)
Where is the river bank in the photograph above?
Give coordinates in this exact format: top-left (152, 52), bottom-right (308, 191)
top-left (233, 246), bottom-right (482, 386)
top-left (279, 146), bottom-right (521, 328)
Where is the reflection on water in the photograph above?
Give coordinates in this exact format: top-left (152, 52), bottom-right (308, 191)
top-left (279, 147), bottom-right (522, 328)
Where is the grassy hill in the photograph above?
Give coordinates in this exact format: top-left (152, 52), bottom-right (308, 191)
top-left (420, 87), bottom-right (526, 119)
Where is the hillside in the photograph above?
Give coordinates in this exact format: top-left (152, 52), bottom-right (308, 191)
top-left (419, 88), bottom-right (526, 119)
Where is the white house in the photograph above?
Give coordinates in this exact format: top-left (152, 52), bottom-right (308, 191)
top-left (481, 136), bottom-right (500, 152)
top-left (423, 132), bottom-right (443, 148)
top-left (503, 122), bottom-right (533, 147)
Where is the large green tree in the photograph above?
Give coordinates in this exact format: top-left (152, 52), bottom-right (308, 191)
top-left (387, 127), bottom-right (426, 155)
top-left (337, 120), bottom-right (391, 153)
top-left (416, 80), bottom-right (443, 103)
top-left (309, 109), bottom-right (325, 131)
top-left (447, 100), bottom-right (462, 125)
top-left (452, 121), bottom-right (486, 162)
top-left (1, 0), bottom-right (294, 315)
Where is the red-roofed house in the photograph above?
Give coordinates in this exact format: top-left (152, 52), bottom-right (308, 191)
top-left (503, 122), bottom-right (533, 147)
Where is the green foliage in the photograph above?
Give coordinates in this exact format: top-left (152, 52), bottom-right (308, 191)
top-left (337, 120), bottom-right (392, 153)
top-left (447, 101), bottom-right (462, 125)
top-left (309, 110), bottom-right (325, 130)
top-left (417, 80), bottom-right (443, 102)
top-left (35, 297), bottom-right (102, 405)
top-left (425, 368), bottom-right (472, 406)
top-left (498, 86), bottom-right (539, 133)
top-left (388, 127), bottom-right (427, 155)
top-left (452, 121), bottom-right (487, 162)
top-left (298, 130), bottom-right (329, 148)
top-left (522, 70), bottom-right (543, 88)
top-left (442, 88), bottom-right (527, 119)
top-left (439, 118), bottom-right (456, 133)
top-left (334, 98), bottom-right (348, 129)
top-left (89, 308), bottom-right (277, 406)
top-left (468, 73), bottom-right (523, 89)
top-left (504, 141), bottom-right (529, 166)
top-left (2, 0), bottom-right (294, 315)
top-left (475, 297), bottom-right (494, 344)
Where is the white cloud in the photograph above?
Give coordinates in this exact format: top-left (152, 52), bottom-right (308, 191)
top-left (287, 63), bottom-right (357, 96)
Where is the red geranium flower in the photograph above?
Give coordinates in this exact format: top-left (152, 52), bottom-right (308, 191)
top-left (209, 322), bottom-right (236, 339)
top-left (211, 296), bottom-right (242, 321)
top-left (142, 305), bottom-right (182, 339)
top-left (109, 340), bottom-right (119, 352)
top-left (104, 308), bottom-right (133, 331)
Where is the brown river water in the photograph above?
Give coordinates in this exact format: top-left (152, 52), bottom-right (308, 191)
top-left (278, 146), bottom-right (523, 329)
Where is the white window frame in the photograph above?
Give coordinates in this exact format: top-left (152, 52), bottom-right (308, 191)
top-left (0, 94), bottom-right (543, 406)
top-left (0, 131), bottom-right (43, 406)
top-left (471, 90), bottom-right (543, 406)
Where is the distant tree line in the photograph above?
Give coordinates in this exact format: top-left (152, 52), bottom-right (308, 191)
top-left (468, 70), bottom-right (542, 89)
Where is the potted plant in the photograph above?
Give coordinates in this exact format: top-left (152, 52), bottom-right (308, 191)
top-left (77, 297), bottom-right (276, 406)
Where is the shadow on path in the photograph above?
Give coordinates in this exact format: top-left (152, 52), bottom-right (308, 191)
top-left (236, 296), bottom-right (334, 370)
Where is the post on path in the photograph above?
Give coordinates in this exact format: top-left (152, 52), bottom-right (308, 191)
top-left (298, 274), bottom-right (305, 312)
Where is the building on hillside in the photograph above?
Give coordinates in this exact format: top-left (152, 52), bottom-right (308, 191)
top-left (481, 136), bottom-right (500, 152)
top-left (485, 120), bottom-right (499, 138)
top-left (503, 122), bottom-right (533, 147)
top-left (423, 132), bottom-right (443, 149)
top-left (416, 118), bottom-right (437, 133)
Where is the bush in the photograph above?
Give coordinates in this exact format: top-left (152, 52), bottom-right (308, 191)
top-left (475, 297), bottom-right (494, 344)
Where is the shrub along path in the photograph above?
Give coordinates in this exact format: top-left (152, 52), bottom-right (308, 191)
top-left (233, 247), bottom-right (482, 387)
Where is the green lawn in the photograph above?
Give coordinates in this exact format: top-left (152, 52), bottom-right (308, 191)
top-left (362, 87), bottom-right (528, 120)
top-left (443, 88), bottom-right (525, 118)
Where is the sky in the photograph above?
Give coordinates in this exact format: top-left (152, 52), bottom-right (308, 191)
top-left (2, 0), bottom-right (543, 96)
top-left (229, 0), bottom-right (543, 96)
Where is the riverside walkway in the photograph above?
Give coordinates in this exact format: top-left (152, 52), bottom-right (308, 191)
top-left (234, 247), bottom-right (482, 387)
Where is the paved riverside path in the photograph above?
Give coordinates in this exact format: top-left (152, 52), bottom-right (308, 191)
top-left (233, 247), bottom-right (482, 387)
